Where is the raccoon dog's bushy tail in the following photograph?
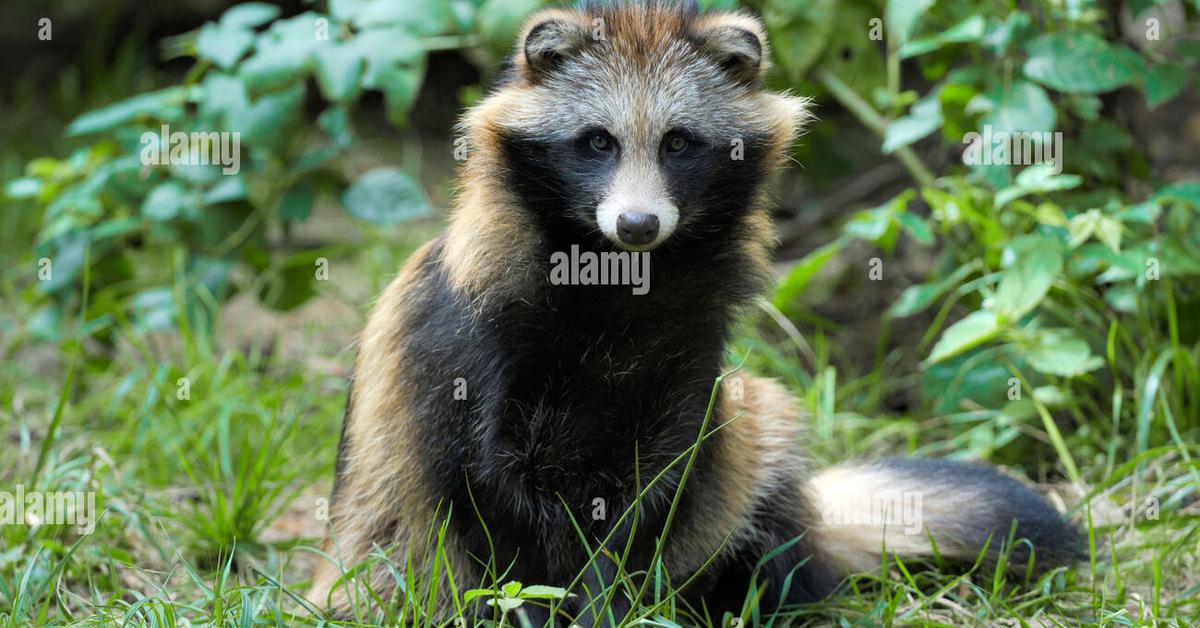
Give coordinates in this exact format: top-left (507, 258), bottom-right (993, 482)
top-left (809, 458), bottom-right (1086, 575)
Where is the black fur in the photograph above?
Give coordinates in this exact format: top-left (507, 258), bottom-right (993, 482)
top-left (497, 127), bottom-right (774, 274)
top-left (870, 458), bottom-right (1087, 566)
top-left (378, 237), bottom-right (844, 623)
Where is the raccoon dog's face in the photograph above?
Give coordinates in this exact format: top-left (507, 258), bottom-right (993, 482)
top-left (473, 2), bottom-right (806, 253)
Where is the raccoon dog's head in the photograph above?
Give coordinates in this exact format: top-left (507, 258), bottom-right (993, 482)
top-left (465, 0), bottom-right (808, 254)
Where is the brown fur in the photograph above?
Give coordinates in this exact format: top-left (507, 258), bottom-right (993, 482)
top-left (308, 241), bottom-right (475, 615)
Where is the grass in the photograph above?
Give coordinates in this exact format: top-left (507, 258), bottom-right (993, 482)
top-left (1, 232), bottom-right (1197, 626)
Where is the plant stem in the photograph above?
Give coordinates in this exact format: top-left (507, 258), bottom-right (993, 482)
top-left (815, 68), bottom-right (936, 188)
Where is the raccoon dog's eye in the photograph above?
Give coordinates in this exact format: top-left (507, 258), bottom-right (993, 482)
top-left (665, 134), bottom-right (689, 154)
top-left (589, 132), bottom-right (614, 153)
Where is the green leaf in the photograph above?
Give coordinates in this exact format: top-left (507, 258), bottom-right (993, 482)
top-left (516, 585), bottom-right (571, 600)
top-left (238, 13), bottom-right (323, 93)
top-left (36, 231), bottom-right (89, 294)
top-left (927, 310), bottom-right (1001, 364)
top-left (1094, 246), bottom-right (1144, 283)
top-left (349, 0), bottom-right (453, 35)
top-left (291, 146), bottom-right (340, 175)
top-left (763, 0), bottom-right (836, 82)
top-left (349, 27), bottom-right (425, 120)
top-left (196, 22), bottom-right (255, 70)
top-left (318, 106), bottom-right (355, 149)
top-left (1023, 32), bottom-right (1141, 94)
top-left (1153, 180), bottom-right (1200, 208)
top-left (203, 176), bottom-right (248, 205)
top-left (896, 210), bottom-right (934, 245)
top-left (995, 234), bottom-right (1064, 321)
top-left (66, 87), bottom-right (190, 136)
top-left (886, 0), bottom-right (934, 45)
top-left (340, 167), bottom-right (430, 225)
top-left (1095, 214), bottom-right (1122, 252)
top-left (1139, 62), bottom-right (1191, 109)
top-left (1022, 328), bottom-right (1103, 377)
top-left (4, 177), bottom-right (41, 199)
top-left (352, 27), bottom-right (423, 84)
top-left (1115, 201), bottom-right (1161, 224)
top-left (1067, 94), bottom-right (1102, 121)
top-left (378, 63), bottom-right (425, 126)
top-left (220, 2), bottom-right (281, 29)
top-left (898, 15), bottom-right (985, 59)
top-left (968, 80), bottom-right (1056, 136)
top-left (489, 597), bottom-right (525, 611)
top-left (888, 262), bottom-right (976, 318)
top-left (198, 73), bottom-right (250, 127)
top-left (969, 160), bottom-right (1012, 191)
top-left (258, 259), bottom-right (316, 312)
top-left (983, 11), bottom-right (1032, 55)
top-left (141, 181), bottom-right (195, 221)
top-left (773, 238), bottom-right (845, 309)
top-left (314, 43), bottom-right (365, 102)
top-left (279, 182), bottom-right (315, 221)
top-left (449, 0), bottom-right (477, 32)
top-left (228, 84), bottom-right (305, 149)
top-left (844, 209), bottom-right (894, 241)
top-left (477, 0), bottom-right (543, 52)
top-left (463, 589), bottom-right (495, 604)
top-left (994, 164), bottom-right (1082, 208)
top-left (817, 2), bottom-right (886, 99)
top-left (1104, 284), bottom-right (1137, 313)
top-left (883, 94), bottom-right (942, 153)
top-left (843, 190), bottom-right (915, 255)
top-left (1067, 209), bottom-right (1100, 249)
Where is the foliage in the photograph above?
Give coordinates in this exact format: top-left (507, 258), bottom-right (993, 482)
top-left (769, 0), bottom-right (1200, 466)
top-left (4, 0), bottom-right (541, 343)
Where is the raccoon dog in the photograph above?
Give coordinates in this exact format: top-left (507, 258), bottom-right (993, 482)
top-left (310, 1), bottom-right (1082, 624)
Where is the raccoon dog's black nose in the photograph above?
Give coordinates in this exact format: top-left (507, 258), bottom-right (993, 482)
top-left (617, 211), bottom-right (660, 246)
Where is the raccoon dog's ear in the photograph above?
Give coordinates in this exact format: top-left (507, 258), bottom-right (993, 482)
top-left (691, 13), bottom-right (769, 86)
top-left (519, 11), bottom-right (592, 83)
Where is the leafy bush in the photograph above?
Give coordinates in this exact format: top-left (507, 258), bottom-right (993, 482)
top-left (5, 0), bottom-right (540, 343)
top-left (763, 0), bottom-right (1200, 465)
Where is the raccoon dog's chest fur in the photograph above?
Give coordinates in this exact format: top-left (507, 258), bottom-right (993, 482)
top-left (399, 240), bottom-right (763, 579)
top-left (310, 1), bottom-right (1083, 624)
